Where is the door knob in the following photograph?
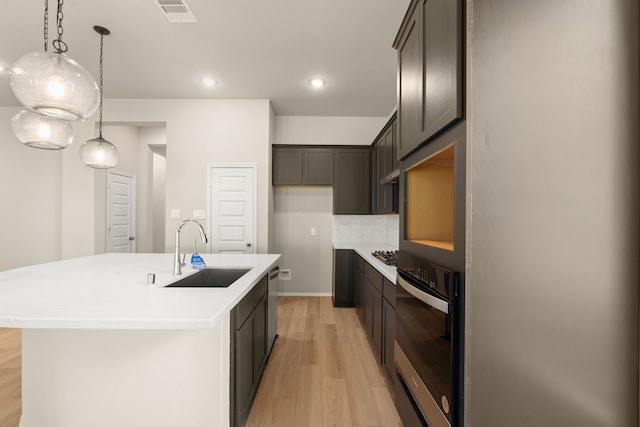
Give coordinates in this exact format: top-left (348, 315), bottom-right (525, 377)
top-left (246, 243), bottom-right (252, 247)
top-left (129, 236), bottom-right (135, 241)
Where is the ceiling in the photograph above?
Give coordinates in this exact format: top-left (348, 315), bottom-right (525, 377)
top-left (0, 0), bottom-right (410, 117)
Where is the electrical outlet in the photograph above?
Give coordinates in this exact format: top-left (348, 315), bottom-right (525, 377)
top-left (193, 210), bottom-right (206, 219)
top-left (170, 209), bottom-right (180, 219)
top-left (279, 269), bottom-right (292, 280)
top-left (310, 227), bottom-right (317, 236)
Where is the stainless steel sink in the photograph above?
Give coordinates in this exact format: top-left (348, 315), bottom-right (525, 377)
top-left (165, 268), bottom-right (251, 288)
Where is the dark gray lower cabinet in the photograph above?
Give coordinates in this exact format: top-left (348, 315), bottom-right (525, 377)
top-left (231, 276), bottom-right (268, 427)
top-left (354, 255), bottom-right (365, 322)
top-left (382, 277), bottom-right (396, 386)
top-left (332, 249), bottom-right (354, 307)
top-left (371, 284), bottom-right (383, 363)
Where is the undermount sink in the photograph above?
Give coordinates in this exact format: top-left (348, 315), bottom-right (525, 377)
top-left (165, 268), bottom-right (251, 288)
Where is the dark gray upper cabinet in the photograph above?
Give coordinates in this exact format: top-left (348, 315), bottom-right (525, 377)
top-left (394, 0), bottom-right (462, 160)
top-left (373, 115), bottom-right (399, 214)
top-left (272, 146), bottom-right (333, 185)
top-left (272, 147), bottom-right (303, 185)
top-left (303, 148), bottom-right (333, 185)
top-left (333, 148), bottom-right (371, 215)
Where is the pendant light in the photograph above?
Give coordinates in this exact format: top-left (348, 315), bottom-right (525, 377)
top-left (79, 26), bottom-right (118, 169)
top-left (11, 109), bottom-right (73, 150)
top-left (9, 0), bottom-right (100, 122)
top-left (11, 0), bottom-right (74, 150)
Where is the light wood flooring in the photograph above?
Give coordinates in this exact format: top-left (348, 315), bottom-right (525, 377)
top-left (0, 297), bottom-right (400, 427)
top-left (0, 328), bottom-right (21, 427)
top-left (247, 296), bottom-right (401, 427)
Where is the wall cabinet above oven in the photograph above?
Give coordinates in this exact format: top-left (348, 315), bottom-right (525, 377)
top-left (393, 0), bottom-right (463, 160)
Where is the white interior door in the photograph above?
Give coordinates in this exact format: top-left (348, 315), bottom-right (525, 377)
top-left (208, 165), bottom-right (256, 254)
top-left (106, 171), bottom-right (136, 253)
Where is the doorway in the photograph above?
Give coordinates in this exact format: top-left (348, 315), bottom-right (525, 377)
top-left (106, 170), bottom-right (136, 253)
top-left (208, 164), bottom-right (257, 254)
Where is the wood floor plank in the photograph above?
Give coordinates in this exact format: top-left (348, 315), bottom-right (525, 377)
top-left (371, 386), bottom-right (402, 427)
top-left (293, 365), bottom-right (324, 427)
top-left (0, 328), bottom-right (21, 427)
top-left (322, 378), bottom-right (353, 427)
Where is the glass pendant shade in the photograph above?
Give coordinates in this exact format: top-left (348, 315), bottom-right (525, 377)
top-left (79, 137), bottom-right (118, 169)
top-left (11, 109), bottom-right (73, 150)
top-left (10, 51), bottom-right (100, 122)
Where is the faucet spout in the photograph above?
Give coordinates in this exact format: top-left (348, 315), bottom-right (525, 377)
top-left (173, 219), bottom-right (208, 276)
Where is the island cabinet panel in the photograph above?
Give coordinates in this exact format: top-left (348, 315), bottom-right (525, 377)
top-left (231, 275), bottom-right (268, 427)
top-left (333, 148), bottom-right (371, 214)
top-left (395, 0), bottom-right (463, 160)
top-left (332, 249), bottom-right (355, 307)
top-left (273, 148), bottom-right (303, 185)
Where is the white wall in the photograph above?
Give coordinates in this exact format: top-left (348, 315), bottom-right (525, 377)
top-left (0, 107), bottom-right (62, 271)
top-left (273, 187), bottom-right (334, 295)
top-left (275, 116), bottom-right (387, 145)
top-left (59, 99), bottom-right (272, 257)
top-left (466, 1), bottom-right (639, 425)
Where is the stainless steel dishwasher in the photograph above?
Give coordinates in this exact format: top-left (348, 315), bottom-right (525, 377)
top-left (267, 266), bottom-right (280, 355)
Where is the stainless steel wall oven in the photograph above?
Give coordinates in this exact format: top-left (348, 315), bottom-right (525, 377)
top-left (395, 121), bottom-right (466, 426)
top-left (395, 253), bottom-right (464, 427)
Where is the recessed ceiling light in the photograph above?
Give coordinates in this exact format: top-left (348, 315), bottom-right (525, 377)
top-left (201, 77), bottom-right (216, 88)
top-left (309, 78), bottom-right (326, 88)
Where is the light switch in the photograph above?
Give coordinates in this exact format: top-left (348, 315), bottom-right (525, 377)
top-left (170, 209), bottom-right (180, 219)
top-left (310, 227), bottom-right (317, 236)
top-left (193, 210), bottom-right (206, 219)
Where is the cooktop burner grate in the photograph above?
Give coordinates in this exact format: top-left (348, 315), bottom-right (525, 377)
top-left (372, 250), bottom-right (398, 266)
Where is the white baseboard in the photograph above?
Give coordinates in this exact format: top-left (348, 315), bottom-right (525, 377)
top-left (277, 292), bottom-right (332, 297)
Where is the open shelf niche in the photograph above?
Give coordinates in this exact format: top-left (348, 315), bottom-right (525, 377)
top-left (405, 143), bottom-right (455, 251)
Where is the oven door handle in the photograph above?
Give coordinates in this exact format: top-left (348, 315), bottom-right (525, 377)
top-left (397, 275), bottom-right (449, 314)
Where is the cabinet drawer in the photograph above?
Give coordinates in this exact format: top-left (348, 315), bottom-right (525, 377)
top-left (234, 275), bottom-right (268, 328)
top-left (382, 277), bottom-right (396, 308)
top-left (364, 263), bottom-right (383, 293)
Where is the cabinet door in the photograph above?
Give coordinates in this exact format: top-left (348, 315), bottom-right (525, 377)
top-left (235, 314), bottom-right (255, 427)
top-left (254, 294), bottom-right (268, 377)
top-left (363, 279), bottom-right (374, 338)
top-left (333, 149), bottom-right (371, 214)
top-left (354, 256), bottom-right (365, 323)
top-left (382, 298), bottom-right (396, 386)
top-left (396, 0), bottom-right (462, 160)
top-left (397, 7), bottom-right (423, 160)
top-left (273, 148), bottom-right (302, 185)
top-left (372, 286), bottom-right (383, 363)
top-left (422, 0), bottom-right (462, 139)
top-left (332, 249), bottom-right (354, 307)
top-left (303, 148), bottom-right (333, 185)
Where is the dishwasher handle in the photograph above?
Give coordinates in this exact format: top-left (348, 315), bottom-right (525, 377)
top-left (268, 267), bottom-right (280, 280)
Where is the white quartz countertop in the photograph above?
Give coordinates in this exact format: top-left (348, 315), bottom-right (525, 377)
top-left (0, 253), bottom-right (280, 330)
top-left (332, 242), bottom-right (397, 282)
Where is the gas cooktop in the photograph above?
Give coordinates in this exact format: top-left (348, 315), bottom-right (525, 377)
top-left (372, 250), bottom-right (398, 267)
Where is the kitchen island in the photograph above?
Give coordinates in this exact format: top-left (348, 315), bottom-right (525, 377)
top-left (0, 253), bottom-right (280, 427)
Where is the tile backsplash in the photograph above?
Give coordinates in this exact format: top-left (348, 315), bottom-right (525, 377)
top-left (332, 215), bottom-right (399, 248)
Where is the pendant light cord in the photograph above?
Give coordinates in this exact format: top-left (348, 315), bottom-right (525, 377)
top-left (98, 32), bottom-right (104, 139)
top-left (43, 0), bottom-right (48, 52)
top-left (52, 0), bottom-right (67, 53)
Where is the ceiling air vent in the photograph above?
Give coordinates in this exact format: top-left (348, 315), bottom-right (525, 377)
top-left (154, 0), bottom-right (197, 23)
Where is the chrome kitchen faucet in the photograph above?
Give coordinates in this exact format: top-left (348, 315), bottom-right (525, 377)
top-left (173, 219), bottom-right (208, 276)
